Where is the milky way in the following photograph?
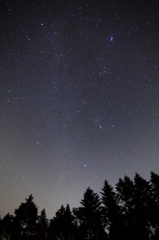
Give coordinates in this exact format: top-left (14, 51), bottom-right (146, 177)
top-left (0, 0), bottom-right (159, 218)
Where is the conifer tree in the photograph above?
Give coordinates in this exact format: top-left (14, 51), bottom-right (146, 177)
top-left (0, 213), bottom-right (13, 240)
top-left (48, 204), bottom-right (76, 240)
top-left (150, 172), bottom-right (159, 239)
top-left (116, 175), bottom-right (135, 240)
top-left (101, 180), bottom-right (121, 240)
top-left (35, 208), bottom-right (48, 239)
top-left (133, 173), bottom-right (151, 240)
top-left (14, 194), bottom-right (38, 239)
top-left (74, 187), bottom-right (107, 240)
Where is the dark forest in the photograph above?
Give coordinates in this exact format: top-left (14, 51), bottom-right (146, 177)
top-left (0, 172), bottom-right (159, 240)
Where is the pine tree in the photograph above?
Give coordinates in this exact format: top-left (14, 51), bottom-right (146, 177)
top-left (34, 208), bottom-right (48, 240)
top-left (150, 172), bottom-right (159, 239)
top-left (116, 173), bottom-right (151, 240)
top-left (116, 175), bottom-right (135, 240)
top-left (48, 204), bottom-right (76, 240)
top-left (0, 213), bottom-right (14, 240)
top-left (73, 187), bottom-right (107, 240)
top-left (101, 180), bottom-right (121, 240)
top-left (14, 194), bottom-right (38, 239)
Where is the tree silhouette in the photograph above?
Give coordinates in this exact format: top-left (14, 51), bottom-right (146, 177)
top-left (0, 172), bottom-right (159, 240)
top-left (150, 171), bottom-right (159, 239)
top-left (0, 213), bottom-right (14, 240)
top-left (73, 187), bottom-right (107, 240)
top-left (0, 216), bottom-right (2, 240)
top-left (116, 173), bottom-right (152, 240)
top-left (32, 208), bottom-right (48, 240)
top-left (133, 173), bottom-right (151, 240)
top-left (116, 175), bottom-right (135, 240)
top-left (14, 194), bottom-right (38, 239)
top-left (48, 204), bottom-right (76, 240)
top-left (101, 180), bottom-right (121, 240)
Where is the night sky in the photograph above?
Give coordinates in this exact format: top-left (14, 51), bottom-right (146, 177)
top-left (1, 0), bottom-right (159, 219)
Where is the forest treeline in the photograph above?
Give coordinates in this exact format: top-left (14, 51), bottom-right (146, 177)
top-left (0, 172), bottom-right (159, 240)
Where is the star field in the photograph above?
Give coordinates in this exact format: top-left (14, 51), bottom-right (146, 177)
top-left (0, 0), bottom-right (159, 218)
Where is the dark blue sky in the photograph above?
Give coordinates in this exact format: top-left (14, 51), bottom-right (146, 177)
top-left (0, 0), bottom-right (159, 218)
